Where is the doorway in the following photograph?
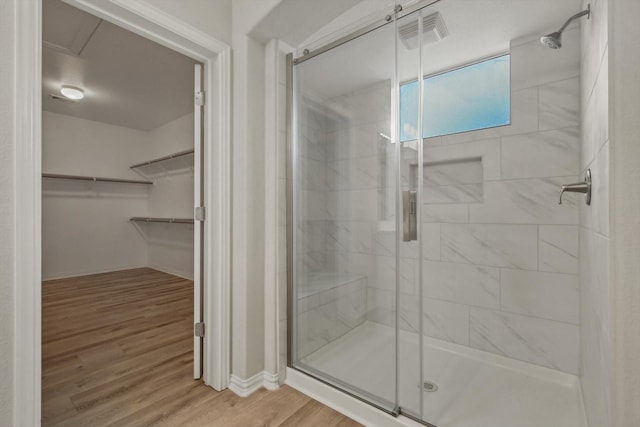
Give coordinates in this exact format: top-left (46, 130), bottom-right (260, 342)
top-left (13, 0), bottom-right (231, 424)
top-left (41, 0), bottom-right (205, 423)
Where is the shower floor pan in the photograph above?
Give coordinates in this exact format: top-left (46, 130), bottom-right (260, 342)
top-left (301, 321), bottom-right (586, 427)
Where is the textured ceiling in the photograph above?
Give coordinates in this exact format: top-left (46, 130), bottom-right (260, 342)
top-left (42, 0), bottom-right (198, 131)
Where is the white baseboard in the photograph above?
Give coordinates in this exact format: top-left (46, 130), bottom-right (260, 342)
top-left (285, 368), bottom-right (422, 427)
top-left (147, 264), bottom-right (194, 280)
top-left (229, 371), bottom-right (281, 397)
top-left (229, 372), bottom-right (264, 397)
top-left (263, 371), bottom-right (280, 391)
top-left (42, 264), bottom-right (147, 281)
top-left (43, 264), bottom-right (195, 282)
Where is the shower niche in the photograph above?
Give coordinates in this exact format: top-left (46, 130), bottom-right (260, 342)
top-left (290, 1), bottom-right (584, 426)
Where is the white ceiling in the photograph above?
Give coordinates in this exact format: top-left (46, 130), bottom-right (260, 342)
top-left (249, 0), bottom-right (363, 44)
top-left (296, 0), bottom-right (584, 99)
top-left (42, 0), bottom-right (198, 131)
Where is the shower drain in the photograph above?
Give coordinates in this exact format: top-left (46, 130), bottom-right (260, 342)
top-left (423, 381), bottom-right (438, 392)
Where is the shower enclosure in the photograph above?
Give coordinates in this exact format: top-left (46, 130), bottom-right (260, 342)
top-left (289, 1), bottom-right (585, 426)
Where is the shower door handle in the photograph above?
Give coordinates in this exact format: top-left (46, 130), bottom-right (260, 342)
top-left (403, 190), bottom-right (417, 242)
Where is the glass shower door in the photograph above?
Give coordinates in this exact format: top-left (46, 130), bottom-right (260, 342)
top-left (395, 8), bottom-right (425, 420)
top-left (291, 15), bottom-right (400, 412)
top-left (292, 0), bottom-right (585, 425)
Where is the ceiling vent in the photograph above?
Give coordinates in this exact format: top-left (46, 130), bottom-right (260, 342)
top-left (398, 12), bottom-right (449, 50)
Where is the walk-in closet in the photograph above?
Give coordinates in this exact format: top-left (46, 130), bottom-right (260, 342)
top-left (41, 0), bottom-right (205, 424)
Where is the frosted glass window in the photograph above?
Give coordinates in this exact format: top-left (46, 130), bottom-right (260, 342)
top-left (400, 54), bottom-right (510, 141)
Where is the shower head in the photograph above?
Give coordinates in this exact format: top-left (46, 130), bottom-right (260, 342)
top-left (540, 31), bottom-right (563, 49)
top-left (540, 4), bottom-right (590, 49)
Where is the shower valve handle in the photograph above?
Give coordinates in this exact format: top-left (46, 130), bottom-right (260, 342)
top-left (402, 190), bottom-right (418, 241)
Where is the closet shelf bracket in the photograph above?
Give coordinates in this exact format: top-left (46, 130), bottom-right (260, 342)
top-left (130, 149), bottom-right (195, 169)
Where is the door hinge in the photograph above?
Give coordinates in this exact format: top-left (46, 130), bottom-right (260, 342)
top-left (194, 322), bottom-right (205, 337)
top-left (195, 206), bottom-right (206, 221)
top-left (195, 90), bottom-right (206, 106)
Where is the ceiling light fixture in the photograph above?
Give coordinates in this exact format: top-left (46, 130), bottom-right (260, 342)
top-left (60, 85), bottom-right (84, 100)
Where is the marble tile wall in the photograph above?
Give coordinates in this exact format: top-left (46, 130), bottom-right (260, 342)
top-left (349, 32), bottom-right (582, 374)
top-left (296, 100), bottom-right (333, 277)
top-left (295, 80), bottom-right (409, 355)
top-left (293, 27), bottom-right (584, 376)
top-left (412, 33), bottom-right (582, 375)
top-left (423, 158), bottom-right (484, 204)
top-left (297, 273), bottom-right (367, 358)
top-left (578, 0), bottom-right (611, 425)
top-left (322, 82), bottom-right (404, 333)
top-left (294, 81), bottom-right (390, 360)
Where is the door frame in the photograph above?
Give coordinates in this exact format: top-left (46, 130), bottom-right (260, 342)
top-left (14, 0), bottom-right (232, 424)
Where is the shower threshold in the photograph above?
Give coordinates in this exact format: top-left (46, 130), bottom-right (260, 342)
top-left (301, 322), bottom-right (587, 427)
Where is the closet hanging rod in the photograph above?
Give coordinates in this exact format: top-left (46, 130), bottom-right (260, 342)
top-left (130, 149), bottom-right (195, 169)
top-left (130, 217), bottom-right (194, 224)
top-left (42, 173), bottom-right (153, 185)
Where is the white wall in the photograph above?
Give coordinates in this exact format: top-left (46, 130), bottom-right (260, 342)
top-left (41, 111), bottom-right (195, 281)
top-left (231, 0), bottom-right (281, 381)
top-left (263, 39), bottom-right (288, 385)
top-left (609, 0), bottom-right (640, 425)
top-left (274, 43), bottom-right (290, 385)
top-left (148, 112), bottom-right (194, 155)
top-left (141, 0), bottom-right (232, 46)
top-left (42, 112), bottom-right (151, 279)
top-left (579, 0), bottom-right (611, 425)
top-left (0, 0), bottom-right (15, 423)
top-left (297, 0), bottom-right (389, 52)
top-left (146, 113), bottom-right (195, 279)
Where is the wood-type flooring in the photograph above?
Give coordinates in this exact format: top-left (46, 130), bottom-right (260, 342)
top-left (42, 267), bottom-right (361, 427)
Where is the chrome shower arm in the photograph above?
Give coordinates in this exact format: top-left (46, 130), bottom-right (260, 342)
top-left (558, 4), bottom-right (590, 33)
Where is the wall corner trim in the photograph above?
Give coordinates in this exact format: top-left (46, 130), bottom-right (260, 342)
top-left (14, 0), bottom-right (42, 424)
top-left (229, 371), bottom-right (281, 397)
top-left (263, 371), bottom-right (281, 391)
top-left (229, 372), bottom-right (266, 397)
